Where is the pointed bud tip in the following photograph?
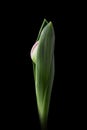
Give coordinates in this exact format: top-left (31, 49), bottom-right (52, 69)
top-left (48, 21), bottom-right (54, 29)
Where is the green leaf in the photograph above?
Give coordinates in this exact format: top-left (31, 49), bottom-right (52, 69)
top-left (36, 19), bottom-right (48, 41)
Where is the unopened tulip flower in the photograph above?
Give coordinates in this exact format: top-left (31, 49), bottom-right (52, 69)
top-left (30, 19), bottom-right (55, 129)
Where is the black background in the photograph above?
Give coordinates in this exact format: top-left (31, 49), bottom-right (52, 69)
top-left (1, 1), bottom-right (80, 130)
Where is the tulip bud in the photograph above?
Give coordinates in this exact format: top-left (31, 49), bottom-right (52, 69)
top-left (30, 19), bottom-right (55, 129)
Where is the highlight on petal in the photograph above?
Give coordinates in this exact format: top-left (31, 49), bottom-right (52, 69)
top-left (30, 41), bottom-right (39, 63)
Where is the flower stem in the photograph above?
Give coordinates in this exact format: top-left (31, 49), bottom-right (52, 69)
top-left (41, 119), bottom-right (47, 130)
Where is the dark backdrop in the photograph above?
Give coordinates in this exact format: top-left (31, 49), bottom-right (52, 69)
top-left (2, 1), bottom-right (78, 130)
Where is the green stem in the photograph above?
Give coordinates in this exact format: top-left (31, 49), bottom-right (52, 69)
top-left (40, 119), bottom-right (47, 130)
